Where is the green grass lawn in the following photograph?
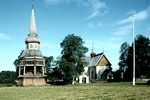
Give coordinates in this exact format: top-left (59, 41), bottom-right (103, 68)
top-left (0, 82), bottom-right (150, 100)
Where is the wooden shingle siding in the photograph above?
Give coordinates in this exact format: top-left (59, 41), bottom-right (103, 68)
top-left (97, 55), bottom-right (111, 66)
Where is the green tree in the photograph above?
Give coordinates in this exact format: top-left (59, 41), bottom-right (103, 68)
top-left (0, 71), bottom-right (17, 84)
top-left (47, 56), bottom-right (63, 80)
top-left (118, 42), bottom-right (130, 72)
top-left (44, 56), bottom-right (54, 78)
top-left (59, 34), bottom-right (88, 83)
top-left (134, 35), bottom-right (150, 78)
top-left (118, 34), bottom-right (150, 81)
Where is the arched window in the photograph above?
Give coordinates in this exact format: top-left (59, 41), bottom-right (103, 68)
top-left (30, 44), bottom-right (33, 49)
top-left (35, 44), bottom-right (37, 49)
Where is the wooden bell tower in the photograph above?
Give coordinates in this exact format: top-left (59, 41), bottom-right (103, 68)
top-left (16, 0), bottom-right (46, 86)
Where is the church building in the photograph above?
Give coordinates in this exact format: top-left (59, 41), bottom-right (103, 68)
top-left (78, 52), bottom-right (113, 83)
top-left (16, 1), bottom-right (46, 86)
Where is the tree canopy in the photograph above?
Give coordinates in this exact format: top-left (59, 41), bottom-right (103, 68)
top-left (0, 71), bottom-right (17, 84)
top-left (59, 34), bottom-right (88, 81)
top-left (44, 56), bottom-right (54, 74)
top-left (44, 56), bottom-right (55, 80)
top-left (118, 34), bottom-right (150, 81)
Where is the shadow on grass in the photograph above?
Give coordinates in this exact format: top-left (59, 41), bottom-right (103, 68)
top-left (0, 83), bottom-right (15, 87)
top-left (135, 83), bottom-right (148, 85)
top-left (135, 80), bottom-right (150, 86)
top-left (47, 80), bottom-right (69, 86)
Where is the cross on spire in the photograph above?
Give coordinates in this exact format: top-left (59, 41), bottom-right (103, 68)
top-left (32, 0), bottom-right (34, 9)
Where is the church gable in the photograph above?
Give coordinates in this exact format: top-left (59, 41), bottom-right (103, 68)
top-left (96, 55), bottom-right (111, 66)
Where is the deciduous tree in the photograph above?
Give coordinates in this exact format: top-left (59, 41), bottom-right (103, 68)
top-left (59, 34), bottom-right (88, 83)
top-left (118, 34), bottom-right (150, 81)
top-left (44, 56), bottom-right (54, 79)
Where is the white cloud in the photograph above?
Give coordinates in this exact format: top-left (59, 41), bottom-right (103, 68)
top-left (44, 0), bottom-right (70, 5)
top-left (113, 24), bottom-right (132, 36)
top-left (135, 10), bottom-right (149, 21)
top-left (44, 0), bottom-right (108, 19)
top-left (83, 0), bottom-right (108, 19)
top-left (126, 10), bottom-right (136, 15)
top-left (117, 16), bottom-right (132, 25)
top-left (86, 21), bottom-right (105, 28)
top-left (117, 24), bottom-right (132, 30)
top-left (0, 33), bottom-right (11, 40)
top-left (113, 30), bottom-right (130, 36)
top-left (114, 6), bottom-right (150, 36)
top-left (87, 10), bottom-right (99, 19)
top-left (118, 6), bottom-right (150, 25)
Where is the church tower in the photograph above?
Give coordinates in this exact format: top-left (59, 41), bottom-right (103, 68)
top-left (17, 0), bottom-right (46, 86)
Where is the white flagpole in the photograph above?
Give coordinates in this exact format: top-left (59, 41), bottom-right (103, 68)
top-left (132, 15), bottom-right (135, 85)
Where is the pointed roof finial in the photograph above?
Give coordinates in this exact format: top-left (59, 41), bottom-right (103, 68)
top-left (90, 40), bottom-right (96, 58)
top-left (91, 40), bottom-right (94, 53)
top-left (32, 0), bottom-right (34, 9)
top-left (25, 0), bottom-right (40, 44)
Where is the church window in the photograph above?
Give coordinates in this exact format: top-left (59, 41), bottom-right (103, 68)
top-left (35, 44), bottom-right (37, 49)
top-left (30, 44), bottom-right (33, 49)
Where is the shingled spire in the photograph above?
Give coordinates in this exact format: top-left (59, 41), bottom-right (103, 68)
top-left (29, 0), bottom-right (36, 35)
top-left (25, 0), bottom-right (40, 44)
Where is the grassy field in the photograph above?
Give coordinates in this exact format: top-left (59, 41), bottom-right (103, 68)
top-left (0, 82), bottom-right (150, 100)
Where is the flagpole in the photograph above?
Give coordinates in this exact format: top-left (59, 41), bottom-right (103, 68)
top-left (132, 15), bottom-right (135, 85)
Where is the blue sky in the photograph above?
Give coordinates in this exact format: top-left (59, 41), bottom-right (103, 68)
top-left (0, 0), bottom-right (150, 71)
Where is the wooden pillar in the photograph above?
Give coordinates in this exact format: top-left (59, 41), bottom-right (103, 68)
top-left (44, 66), bottom-right (46, 74)
top-left (24, 56), bottom-right (26, 75)
top-left (42, 66), bottom-right (44, 75)
top-left (42, 58), bottom-right (45, 75)
top-left (42, 58), bottom-right (45, 65)
top-left (34, 56), bottom-right (36, 75)
top-left (24, 66), bottom-right (25, 75)
top-left (34, 66), bottom-right (36, 75)
top-left (19, 66), bottom-right (20, 76)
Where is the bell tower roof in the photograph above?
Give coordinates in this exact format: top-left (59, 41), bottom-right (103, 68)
top-left (25, 0), bottom-right (40, 44)
top-left (30, 0), bottom-right (36, 35)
